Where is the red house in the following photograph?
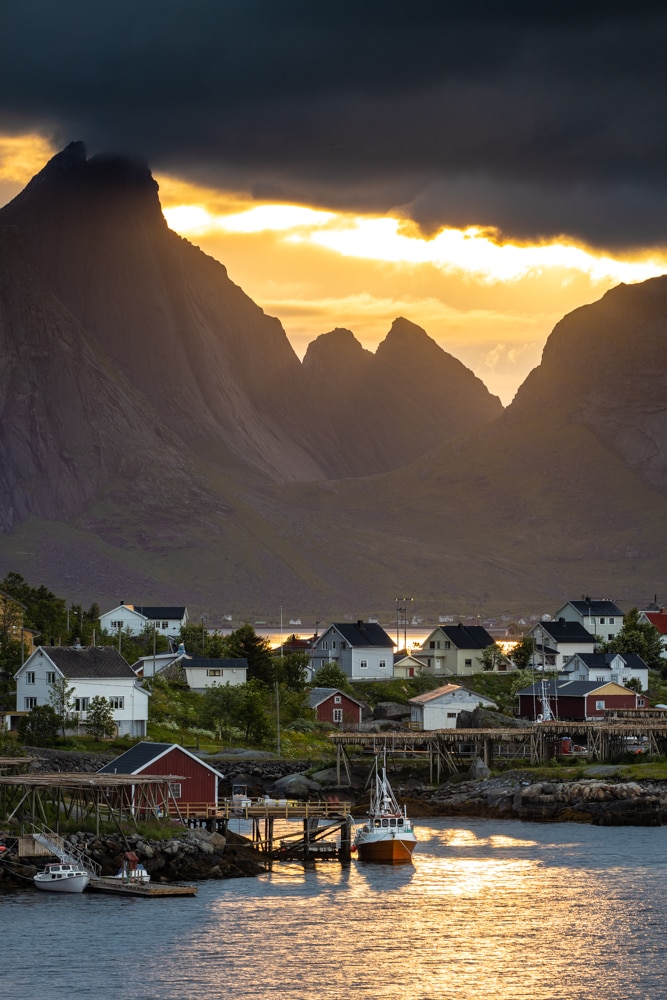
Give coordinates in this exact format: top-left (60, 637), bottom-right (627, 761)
top-left (308, 687), bottom-right (365, 727)
top-left (97, 741), bottom-right (225, 817)
top-left (518, 680), bottom-right (645, 721)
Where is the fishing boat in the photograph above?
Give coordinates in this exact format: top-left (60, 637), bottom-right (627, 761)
top-left (34, 862), bottom-right (90, 893)
top-left (353, 753), bottom-right (417, 864)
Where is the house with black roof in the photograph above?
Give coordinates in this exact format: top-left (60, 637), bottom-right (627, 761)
top-left (310, 621), bottom-right (394, 680)
top-left (525, 619), bottom-right (597, 672)
top-left (99, 602), bottom-right (188, 638)
top-left (15, 645), bottom-right (149, 737)
top-left (98, 742), bottom-right (225, 816)
top-left (418, 624), bottom-right (508, 677)
top-left (560, 652), bottom-right (649, 690)
top-left (553, 599), bottom-right (624, 642)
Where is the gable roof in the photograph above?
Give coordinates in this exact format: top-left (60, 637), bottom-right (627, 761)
top-left (133, 606), bottom-right (187, 619)
top-left (29, 646), bottom-right (136, 679)
top-left (642, 611), bottom-right (667, 635)
top-left (97, 741), bottom-right (225, 778)
top-left (532, 620), bottom-right (596, 643)
top-left (438, 624), bottom-right (495, 649)
top-left (570, 652), bottom-right (649, 670)
top-left (409, 683), bottom-right (497, 706)
top-left (308, 687), bottom-right (365, 709)
top-left (327, 622), bottom-right (394, 647)
top-left (518, 679), bottom-right (633, 697)
top-left (562, 600), bottom-right (624, 617)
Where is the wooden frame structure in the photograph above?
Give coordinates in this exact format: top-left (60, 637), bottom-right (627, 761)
top-left (0, 772), bottom-right (186, 835)
top-left (330, 719), bottom-right (667, 779)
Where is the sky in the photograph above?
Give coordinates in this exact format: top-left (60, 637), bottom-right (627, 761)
top-left (2, 2), bottom-right (667, 403)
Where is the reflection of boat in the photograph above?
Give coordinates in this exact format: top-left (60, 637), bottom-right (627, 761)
top-left (354, 753), bottom-right (417, 864)
top-left (34, 862), bottom-right (90, 893)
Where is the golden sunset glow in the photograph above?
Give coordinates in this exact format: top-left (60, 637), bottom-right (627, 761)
top-left (2, 134), bottom-right (667, 405)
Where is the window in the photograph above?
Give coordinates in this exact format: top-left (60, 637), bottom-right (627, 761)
top-left (595, 700), bottom-right (605, 710)
top-left (464, 659), bottom-right (472, 667)
top-left (110, 620), bottom-right (123, 630)
top-left (599, 617), bottom-right (606, 624)
top-left (443, 641), bottom-right (451, 650)
top-left (108, 696), bottom-right (124, 710)
top-left (447, 712), bottom-right (457, 718)
top-left (360, 659), bottom-right (368, 670)
top-left (332, 641), bottom-right (336, 649)
top-left (609, 617), bottom-right (615, 624)
top-left (595, 675), bottom-right (605, 681)
top-left (75, 698), bottom-right (89, 712)
top-left (169, 782), bottom-right (182, 798)
top-left (334, 695), bottom-right (341, 704)
top-left (207, 669), bottom-right (221, 676)
top-left (161, 621), bottom-right (168, 629)
top-left (322, 641), bottom-right (328, 649)
top-left (379, 659), bottom-right (387, 670)
top-left (608, 634), bottom-right (614, 641)
top-left (429, 641), bottom-right (435, 649)
top-left (340, 642), bottom-right (347, 650)
top-left (26, 671), bottom-right (35, 684)
top-left (24, 697), bottom-right (37, 710)
top-left (333, 708), bottom-right (343, 723)
top-left (46, 671), bottom-right (56, 683)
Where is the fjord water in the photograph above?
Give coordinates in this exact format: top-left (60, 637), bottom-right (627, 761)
top-left (3, 819), bottom-right (666, 999)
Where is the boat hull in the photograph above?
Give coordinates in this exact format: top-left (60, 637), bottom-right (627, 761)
top-left (34, 873), bottom-right (90, 893)
top-left (355, 833), bottom-right (417, 864)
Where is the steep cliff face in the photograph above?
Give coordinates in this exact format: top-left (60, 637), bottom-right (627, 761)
top-left (508, 276), bottom-right (667, 495)
top-left (0, 228), bottom-right (210, 532)
top-left (303, 318), bottom-right (503, 476)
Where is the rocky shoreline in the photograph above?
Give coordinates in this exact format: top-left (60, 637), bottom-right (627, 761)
top-left (2, 749), bottom-right (666, 889)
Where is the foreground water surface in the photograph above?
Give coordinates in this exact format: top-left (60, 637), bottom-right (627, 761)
top-left (2, 818), bottom-right (666, 999)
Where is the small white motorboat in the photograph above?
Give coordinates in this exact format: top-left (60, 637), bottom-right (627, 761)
top-left (34, 862), bottom-right (90, 893)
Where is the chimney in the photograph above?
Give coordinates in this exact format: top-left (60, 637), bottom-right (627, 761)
top-left (357, 620), bottom-right (364, 628)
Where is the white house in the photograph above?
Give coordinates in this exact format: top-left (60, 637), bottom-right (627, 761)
top-left (170, 656), bottom-right (248, 693)
top-left (15, 645), bottom-right (149, 737)
top-left (526, 619), bottom-right (597, 671)
top-left (560, 652), bottom-right (649, 691)
top-left (408, 684), bottom-right (497, 730)
top-left (393, 652), bottom-right (428, 680)
top-left (99, 603), bottom-right (188, 638)
top-left (310, 621), bottom-right (394, 681)
top-left (552, 600), bottom-right (624, 642)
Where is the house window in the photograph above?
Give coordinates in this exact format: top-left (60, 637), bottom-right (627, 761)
top-left (340, 642), bottom-right (347, 650)
top-left (26, 671), bottom-right (35, 684)
top-left (599, 617), bottom-right (606, 624)
top-left (110, 620), bottom-right (123, 630)
top-left (443, 641), bottom-right (451, 650)
top-left (333, 708), bottom-right (343, 723)
top-left (46, 671), bottom-right (56, 683)
top-left (24, 697), bottom-right (37, 710)
top-left (379, 659), bottom-right (387, 669)
top-left (607, 634), bottom-right (614, 641)
top-left (609, 617), bottom-right (615, 624)
top-left (207, 669), bottom-right (221, 676)
top-left (447, 712), bottom-right (457, 718)
top-left (169, 782), bottom-right (182, 798)
top-left (332, 641), bottom-right (336, 649)
top-left (334, 695), bottom-right (341, 704)
top-left (595, 700), bottom-right (605, 710)
top-left (429, 641), bottom-right (435, 649)
top-left (596, 675), bottom-right (605, 681)
top-left (162, 621), bottom-right (168, 629)
top-left (360, 659), bottom-right (368, 669)
top-left (75, 698), bottom-right (89, 712)
top-left (322, 641), bottom-right (328, 649)
top-left (108, 696), bottom-right (124, 710)
top-left (464, 659), bottom-right (472, 667)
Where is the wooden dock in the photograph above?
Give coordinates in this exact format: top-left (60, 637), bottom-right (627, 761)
top-left (87, 877), bottom-right (197, 897)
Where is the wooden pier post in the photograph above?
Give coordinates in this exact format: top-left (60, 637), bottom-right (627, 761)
top-left (339, 815), bottom-right (353, 862)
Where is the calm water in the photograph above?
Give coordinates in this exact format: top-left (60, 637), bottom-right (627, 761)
top-left (2, 818), bottom-right (667, 1000)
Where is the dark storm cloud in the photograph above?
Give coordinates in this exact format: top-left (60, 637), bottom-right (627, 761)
top-left (3, 1), bottom-right (667, 249)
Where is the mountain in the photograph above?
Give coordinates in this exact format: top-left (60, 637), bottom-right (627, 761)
top-left (0, 143), bottom-right (666, 616)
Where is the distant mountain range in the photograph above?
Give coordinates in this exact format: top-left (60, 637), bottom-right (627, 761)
top-left (1, 143), bottom-right (665, 618)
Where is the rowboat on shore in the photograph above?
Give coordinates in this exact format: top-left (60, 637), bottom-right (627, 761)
top-left (353, 752), bottom-right (417, 864)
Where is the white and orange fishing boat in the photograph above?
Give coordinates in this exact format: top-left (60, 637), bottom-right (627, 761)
top-left (353, 753), bottom-right (417, 864)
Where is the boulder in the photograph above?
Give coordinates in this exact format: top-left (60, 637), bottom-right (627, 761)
top-left (373, 702), bottom-right (411, 721)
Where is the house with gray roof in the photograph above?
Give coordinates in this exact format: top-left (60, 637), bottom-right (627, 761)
top-left (15, 645), bottom-right (149, 737)
top-left (525, 619), bottom-right (597, 671)
top-left (99, 602), bottom-right (188, 639)
top-left (310, 621), bottom-right (394, 680)
top-left (308, 687), bottom-right (365, 726)
top-left (409, 683), bottom-right (497, 730)
top-left (418, 624), bottom-right (507, 676)
top-left (560, 652), bottom-right (649, 691)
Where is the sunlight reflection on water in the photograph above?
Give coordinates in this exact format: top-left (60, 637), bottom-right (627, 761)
top-left (2, 819), bottom-right (667, 999)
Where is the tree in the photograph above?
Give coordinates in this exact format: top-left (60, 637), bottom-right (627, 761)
top-left (48, 675), bottom-right (76, 738)
top-left (312, 662), bottom-right (351, 691)
top-left (223, 624), bottom-right (275, 687)
top-left (625, 676), bottom-right (644, 694)
top-left (201, 683), bottom-right (244, 740)
top-left (510, 636), bottom-right (535, 671)
top-left (86, 695), bottom-right (116, 739)
top-left (17, 704), bottom-right (60, 746)
top-left (476, 644), bottom-right (507, 671)
top-left (274, 652), bottom-right (308, 692)
top-left (236, 681), bottom-right (273, 743)
top-left (599, 608), bottom-right (664, 670)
